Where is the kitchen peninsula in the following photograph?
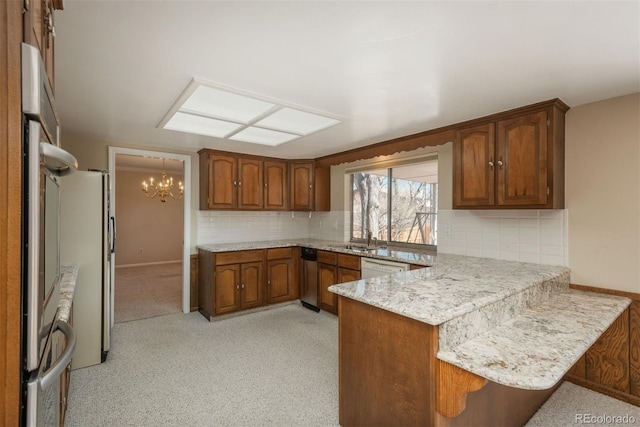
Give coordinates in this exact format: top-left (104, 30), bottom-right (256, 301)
top-left (328, 254), bottom-right (630, 426)
top-left (196, 239), bottom-right (630, 426)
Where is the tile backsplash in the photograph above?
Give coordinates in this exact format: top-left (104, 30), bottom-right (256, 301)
top-left (437, 209), bottom-right (568, 266)
top-left (196, 210), bottom-right (348, 245)
top-left (197, 209), bottom-right (567, 267)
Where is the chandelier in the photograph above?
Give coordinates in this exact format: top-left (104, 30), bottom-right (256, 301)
top-left (141, 158), bottom-right (184, 203)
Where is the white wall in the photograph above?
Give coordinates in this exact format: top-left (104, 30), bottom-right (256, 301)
top-left (115, 169), bottom-right (183, 265)
top-left (61, 136), bottom-right (200, 254)
top-left (565, 93), bottom-right (639, 293)
top-left (63, 93), bottom-right (640, 295)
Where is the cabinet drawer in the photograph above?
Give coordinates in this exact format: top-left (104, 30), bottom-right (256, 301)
top-left (337, 254), bottom-right (360, 270)
top-left (318, 250), bottom-right (337, 265)
top-left (267, 247), bottom-right (293, 260)
top-left (216, 250), bottom-right (263, 265)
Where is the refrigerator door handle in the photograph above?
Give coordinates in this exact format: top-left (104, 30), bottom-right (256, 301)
top-left (38, 320), bottom-right (76, 391)
top-left (110, 216), bottom-right (116, 254)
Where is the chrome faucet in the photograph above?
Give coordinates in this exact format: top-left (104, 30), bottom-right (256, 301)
top-left (366, 230), bottom-right (372, 247)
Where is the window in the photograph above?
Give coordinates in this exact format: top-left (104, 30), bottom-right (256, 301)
top-left (350, 157), bottom-right (438, 248)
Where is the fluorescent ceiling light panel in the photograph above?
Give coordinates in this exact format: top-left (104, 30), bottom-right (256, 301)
top-left (255, 107), bottom-right (340, 135)
top-left (180, 85), bottom-right (276, 123)
top-left (164, 112), bottom-right (242, 138)
top-left (160, 79), bottom-right (343, 147)
top-left (230, 127), bottom-right (298, 146)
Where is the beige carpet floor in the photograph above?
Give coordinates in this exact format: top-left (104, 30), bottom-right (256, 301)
top-left (114, 262), bottom-right (182, 323)
top-left (66, 304), bottom-right (640, 427)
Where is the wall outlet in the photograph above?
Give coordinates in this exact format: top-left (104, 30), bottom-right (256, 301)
top-left (442, 225), bottom-right (452, 237)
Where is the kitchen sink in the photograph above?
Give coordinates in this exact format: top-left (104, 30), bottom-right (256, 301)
top-left (333, 244), bottom-right (387, 252)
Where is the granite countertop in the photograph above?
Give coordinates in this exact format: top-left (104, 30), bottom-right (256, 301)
top-left (437, 290), bottom-right (630, 390)
top-left (197, 238), bottom-right (437, 266)
top-left (327, 252), bottom-right (630, 390)
top-left (328, 253), bottom-right (570, 325)
top-left (58, 265), bottom-right (79, 323)
top-left (198, 238), bottom-right (631, 391)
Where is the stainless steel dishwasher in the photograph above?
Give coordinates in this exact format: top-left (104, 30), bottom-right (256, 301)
top-left (300, 247), bottom-right (319, 312)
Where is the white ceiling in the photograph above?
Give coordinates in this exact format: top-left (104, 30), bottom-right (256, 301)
top-left (55, 1), bottom-right (639, 160)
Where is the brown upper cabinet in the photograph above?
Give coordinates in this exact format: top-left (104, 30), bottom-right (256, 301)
top-left (199, 152), bottom-right (263, 210)
top-left (289, 161), bottom-right (314, 211)
top-left (238, 158), bottom-right (263, 210)
top-left (263, 160), bottom-right (288, 211)
top-left (199, 149), bottom-right (329, 211)
top-left (24, 0), bottom-right (59, 92)
top-left (453, 99), bottom-right (568, 209)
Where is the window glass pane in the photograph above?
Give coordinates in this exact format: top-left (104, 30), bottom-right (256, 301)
top-left (390, 161), bottom-right (438, 245)
top-left (350, 157), bottom-right (437, 247)
top-left (351, 171), bottom-right (388, 241)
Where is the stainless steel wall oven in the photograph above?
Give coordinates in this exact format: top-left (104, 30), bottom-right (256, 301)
top-left (22, 42), bottom-right (78, 427)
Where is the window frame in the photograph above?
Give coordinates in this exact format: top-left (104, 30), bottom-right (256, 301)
top-left (348, 155), bottom-right (438, 251)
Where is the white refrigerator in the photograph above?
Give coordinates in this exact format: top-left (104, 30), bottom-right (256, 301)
top-left (60, 170), bottom-right (114, 369)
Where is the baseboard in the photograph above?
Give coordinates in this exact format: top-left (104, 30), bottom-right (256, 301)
top-left (565, 374), bottom-right (640, 407)
top-left (116, 260), bottom-right (182, 268)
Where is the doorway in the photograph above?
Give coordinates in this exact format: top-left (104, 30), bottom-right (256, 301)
top-left (108, 147), bottom-right (192, 325)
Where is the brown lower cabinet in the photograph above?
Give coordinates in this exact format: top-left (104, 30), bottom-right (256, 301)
top-left (318, 251), bottom-right (361, 315)
top-left (215, 262), bottom-right (263, 315)
top-left (266, 247), bottom-right (299, 304)
top-left (198, 248), bottom-right (299, 319)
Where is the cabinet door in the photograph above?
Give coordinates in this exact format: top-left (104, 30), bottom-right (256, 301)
top-left (290, 162), bottom-right (314, 211)
top-left (318, 262), bottom-right (338, 314)
top-left (208, 154), bottom-right (237, 209)
top-left (240, 262), bottom-right (263, 309)
top-left (24, 0), bottom-right (55, 92)
top-left (338, 267), bottom-right (360, 284)
top-left (264, 161), bottom-right (288, 211)
top-left (497, 111), bottom-right (548, 206)
top-left (238, 158), bottom-right (263, 210)
top-left (215, 264), bottom-right (240, 315)
top-left (453, 123), bottom-right (495, 208)
top-left (267, 258), bottom-right (294, 304)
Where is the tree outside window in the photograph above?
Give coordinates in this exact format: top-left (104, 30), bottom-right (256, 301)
top-left (351, 158), bottom-right (438, 247)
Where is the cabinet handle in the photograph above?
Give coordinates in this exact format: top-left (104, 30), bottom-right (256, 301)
top-left (497, 158), bottom-right (504, 169)
top-left (267, 280), bottom-right (271, 286)
top-left (309, 184), bottom-right (312, 189)
top-left (236, 284), bottom-right (240, 290)
top-left (488, 158), bottom-right (494, 169)
top-left (264, 183), bottom-right (267, 188)
top-left (238, 181), bottom-right (242, 187)
top-left (233, 180), bottom-right (237, 186)
top-left (241, 283), bottom-right (245, 289)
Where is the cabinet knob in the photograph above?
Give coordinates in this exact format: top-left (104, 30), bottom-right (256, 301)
top-left (497, 159), bottom-right (503, 168)
top-left (236, 284), bottom-right (240, 290)
top-left (488, 158), bottom-right (494, 169)
top-left (233, 180), bottom-right (237, 186)
top-left (241, 283), bottom-right (245, 289)
top-left (238, 181), bottom-right (242, 186)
